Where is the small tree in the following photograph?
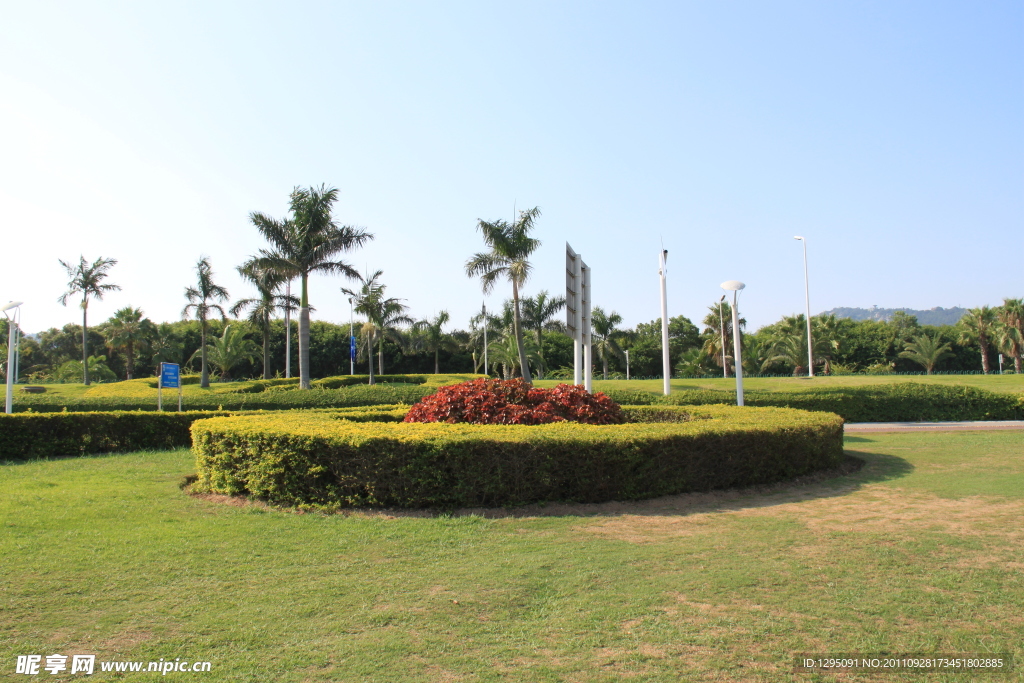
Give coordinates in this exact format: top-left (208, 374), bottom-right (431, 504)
top-left (899, 333), bottom-right (953, 374)
top-left (104, 307), bottom-right (156, 380)
top-left (591, 306), bottom-right (626, 379)
top-left (182, 257), bottom-right (229, 388)
top-left (188, 324), bottom-right (261, 380)
top-left (957, 306), bottom-right (998, 374)
top-left (57, 255), bottom-right (120, 385)
top-left (413, 311), bottom-right (456, 374)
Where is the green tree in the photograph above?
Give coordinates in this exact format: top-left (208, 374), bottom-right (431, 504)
top-left (520, 290), bottom-right (565, 376)
top-left (342, 270), bottom-right (412, 383)
top-left (182, 257), bottom-right (229, 388)
top-left (996, 298), bottom-right (1024, 374)
top-left (957, 306), bottom-right (998, 374)
top-left (104, 307), bottom-right (156, 380)
top-left (231, 259), bottom-right (298, 379)
top-left (899, 333), bottom-right (954, 374)
top-left (591, 307), bottom-right (626, 380)
top-left (413, 311), bottom-right (456, 374)
top-left (55, 355), bottom-right (117, 383)
top-left (150, 323), bottom-right (183, 374)
top-left (251, 185), bottom-right (373, 389)
top-left (700, 301), bottom-right (744, 375)
top-left (188, 324), bottom-right (261, 380)
top-left (488, 331), bottom-right (542, 380)
top-left (57, 255), bottom-right (120, 385)
top-left (465, 207), bottom-right (542, 384)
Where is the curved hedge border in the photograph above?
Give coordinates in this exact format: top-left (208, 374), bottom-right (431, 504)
top-left (604, 383), bottom-right (1024, 422)
top-left (191, 405), bottom-right (844, 509)
top-left (0, 406), bottom-right (409, 461)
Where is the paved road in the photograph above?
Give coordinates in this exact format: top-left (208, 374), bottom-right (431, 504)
top-left (845, 420), bottom-right (1024, 433)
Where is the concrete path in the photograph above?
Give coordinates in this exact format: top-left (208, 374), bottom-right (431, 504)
top-left (845, 420), bottom-right (1024, 433)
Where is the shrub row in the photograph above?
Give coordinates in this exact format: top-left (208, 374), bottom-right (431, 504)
top-left (603, 383), bottom-right (1024, 422)
top-left (191, 405), bottom-right (845, 509)
top-left (0, 406), bottom-right (410, 461)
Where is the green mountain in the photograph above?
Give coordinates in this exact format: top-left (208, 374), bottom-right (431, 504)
top-left (822, 306), bottom-right (968, 326)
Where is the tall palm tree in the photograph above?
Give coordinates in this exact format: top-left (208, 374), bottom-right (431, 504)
top-left (57, 255), bottom-right (120, 385)
top-left (251, 185), bottom-right (373, 389)
top-left (957, 306), bottom-right (998, 374)
top-left (899, 333), bottom-right (953, 374)
top-left (104, 307), bottom-right (155, 380)
top-left (700, 301), bottom-right (745, 375)
top-left (188, 324), bottom-right (261, 381)
top-left (413, 311), bottom-right (455, 374)
top-left (465, 207), bottom-right (542, 384)
top-left (342, 270), bottom-right (412, 383)
top-left (996, 298), bottom-right (1024, 374)
top-left (182, 256), bottom-right (229, 388)
top-left (231, 259), bottom-right (298, 379)
top-left (520, 290), bottom-right (565, 377)
top-left (591, 306), bottom-right (626, 379)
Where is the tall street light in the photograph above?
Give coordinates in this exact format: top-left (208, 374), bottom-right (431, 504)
top-left (658, 249), bottom-right (670, 396)
top-left (720, 282), bottom-right (745, 406)
top-left (794, 236), bottom-right (813, 377)
top-left (4, 301), bottom-right (23, 414)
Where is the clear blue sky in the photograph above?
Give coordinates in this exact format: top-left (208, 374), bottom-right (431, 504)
top-left (1, 1), bottom-right (1020, 334)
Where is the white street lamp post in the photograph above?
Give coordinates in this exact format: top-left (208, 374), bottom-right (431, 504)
top-left (659, 249), bottom-right (670, 396)
top-left (794, 236), bottom-right (813, 377)
top-left (3, 301), bottom-right (23, 415)
top-left (720, 282), bottom-right (745, 406)
top-left (625, 349), bottom-right (630, 380)
top-left (718, 295), bottom-right (727, 378)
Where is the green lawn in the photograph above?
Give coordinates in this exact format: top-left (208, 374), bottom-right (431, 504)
top-left (536, 374), bottom-right (1024, 394)
top-left (2, 432), bottom-right (1022, 681)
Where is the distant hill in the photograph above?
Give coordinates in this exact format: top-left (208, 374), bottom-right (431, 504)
top-left (822, 306), bottom-right (968, 326)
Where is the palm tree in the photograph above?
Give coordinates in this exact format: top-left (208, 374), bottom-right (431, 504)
top-left (488, 332), bottom-right (542, 380)
top-left (465, 207), bottom-right (542, 384)
top-left (899, 333), bottom-right (953, 374)
top-left (591, 306), bottom-right (626, 379)
top-left (996, 298), bottom-right (1024, 374)
top-left (55, 355), bottom-right (117, 383)
top-left (104, 307), bottom-right (156, 380)
top-left (231, 259), bottom-right (298, 379)
top-left (760, 314), bottom-right (813, 375)
top-left (520, 290), bottom-right (565, 376)
top-left (413, 311), bottom-right (456, 374)
top-left (57, 255), bottom-right (120, 385)
top-left (700, 300), bottom-right (745, 375)
top-left (182, 256), bottom-right (230, 388)
top-left (342, 270), bottom-right (412, 383)
top-left (812, 313), bottom-right (844, 375)
top-left (150, 323), bottom-right (183, 374)
top-left (251, 185), bottom-right (373, 389)
top-left (188, 324), bottom-right (261, 380)
top-left (957, 306), bottom-right (998, 374)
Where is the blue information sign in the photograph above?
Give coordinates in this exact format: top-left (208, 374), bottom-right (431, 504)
top-left (160, 363), bottom-right (180, 388)
top-left (349, 336), bottom-right (357, 361)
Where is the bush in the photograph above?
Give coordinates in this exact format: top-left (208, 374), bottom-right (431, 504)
top-left (192, 405), bottom-right (844, 509)
top-left (604, 383), bottom-right (1024, 422)
top-left (0, 405), bottom-right (411, 461)
top-left (404, 378), bottom-right (625, 425)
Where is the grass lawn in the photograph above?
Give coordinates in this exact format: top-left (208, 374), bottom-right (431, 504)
top-left (2, 432), bottom-right (1022, 681)
top-left (536, 374), bottom-right (1024, 395)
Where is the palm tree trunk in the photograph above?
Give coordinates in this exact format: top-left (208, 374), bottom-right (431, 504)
top-left (299, 274), bottom-right (311, 390)
top-left (262, 322), bottom-right (270, 380)
top-left (602, 351), bottom-right (608, 380)
top-left (378, 337), bottom-right (384, 376)
top-left (126, 341), bottom-right (134, 380)
top-left (535, 328), bottom-right (545, 379)
top-left (980, 339), bottom-right (990, 374)
top-left (82, 302), bottom-right (90, 385)
top-left (200, 319), bottom-right (209, 388)
top-left (511, 280), bottom-right (532, 384)
top-left (435, 348), bottom-right (439, 374)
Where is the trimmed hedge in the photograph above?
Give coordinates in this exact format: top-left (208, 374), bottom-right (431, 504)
top-left (604, 383), bottom-right (1024, 422)
top-left (0, 405), bottom-right (410, 461)
top-left (191, 405), bottom-right (844, 509)
top-left (6, 374), bottom-right (478, 413)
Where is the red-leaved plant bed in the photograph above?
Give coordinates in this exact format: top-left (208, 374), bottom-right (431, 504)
top-left (403, 378), bottom-right (626, 425)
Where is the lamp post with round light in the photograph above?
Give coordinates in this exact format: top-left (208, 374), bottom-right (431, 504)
top-left (720, 282), bottom-right (745, 406)
top-left (794, 236), bottom-right (813, 377)
top-left (4, 301), bottom-right (23, 414)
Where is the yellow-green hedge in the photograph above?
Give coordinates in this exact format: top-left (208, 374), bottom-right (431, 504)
top-left (191, 405), bottom-right (844, 508)
top-left (0, 405), bottom-right (410, 460)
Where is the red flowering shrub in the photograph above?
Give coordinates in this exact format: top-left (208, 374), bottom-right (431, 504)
top-left (403, 378), bottom-right (626, 425)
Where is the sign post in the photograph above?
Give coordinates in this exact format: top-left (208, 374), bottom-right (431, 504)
top-left (566, 243), bottom-right (591, 389)
top-left (159, 362), bottom-right (181, 412)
